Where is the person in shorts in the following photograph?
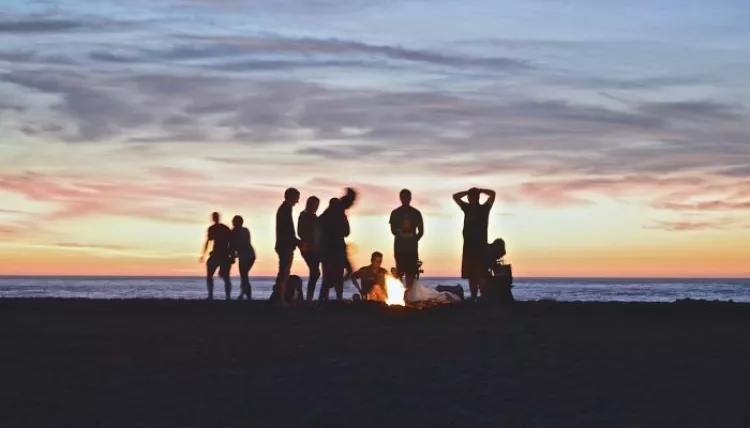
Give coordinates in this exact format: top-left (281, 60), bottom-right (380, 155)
top-left (389, 189), bottom-right (423, 289)
top-left (199, 212), bottom-right (232, 300)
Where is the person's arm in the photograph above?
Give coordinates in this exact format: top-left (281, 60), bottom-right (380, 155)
top-left (340, 187), bottom-right (357, 210)
top-left (350, 269), bottom-right (363, 294)
top-left (482, 188), bottom-right (496, 207)
top-left (285, 207), bottom-right (300, 247)
top-left (389, 210), bottom-right (399, 237)
top-left (453, 190), bottom-right (469, 207)
top-left (342, 215), bottom-right (350, 238)
top-left (228, 231), bottom-right (237, 259)
top-left (199, 230), bottom-right (210, 262)
top-left (297, 213), bottom-right (310, 250)
top-left (416, 210), bottom-right (424, 241)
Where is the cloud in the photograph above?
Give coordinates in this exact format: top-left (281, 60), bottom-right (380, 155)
top-left (0, 170), bottom-right (283, 223)
top-left (638, 100), bottom-right (742, 121)
top-left (0, 19), bottom-right (87, 33)
top-left (297, 144), bottom-right (381, 160)
top-left (495, 175), bottom-right (705, 207)
top-left (646, 217), bottom-right (749, 232)
top-left (207, 35), bottom-right (531, 70)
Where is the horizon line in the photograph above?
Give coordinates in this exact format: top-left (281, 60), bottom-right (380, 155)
top-left (0, 274), bottom-right (748, 280)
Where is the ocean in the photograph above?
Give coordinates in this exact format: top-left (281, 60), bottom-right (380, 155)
top-left (1, 276), bottom-right (749, 302)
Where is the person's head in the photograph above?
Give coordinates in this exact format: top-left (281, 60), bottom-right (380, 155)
top-left (284, 187), bottom-right (300, 206)
top-left (211, 211), bottom-right (220, 223)
top-left (371, 251), bottom-right (383, 268)
top-left (231, 215), bottom-right (243, 229)
top-left (329, 197), bottom-right (340, 208)
top-left (305, 196), bottom-right (320, 213)
top-left (488, 238), bottom-right (507, 260)
top-left (468, 187), bottom-right (481, 205)
top-left (399, 189), bottom-right (412, 206)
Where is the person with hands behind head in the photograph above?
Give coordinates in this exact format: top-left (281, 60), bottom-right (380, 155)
top-left (453, 187), bottom-right (496, 300)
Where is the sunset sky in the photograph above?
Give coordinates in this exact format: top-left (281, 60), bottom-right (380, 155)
top-left (1, 0), bottom-right (749, 277)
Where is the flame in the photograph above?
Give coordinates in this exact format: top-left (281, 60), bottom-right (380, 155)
top-left (384, 275), bottom-right (406, 306)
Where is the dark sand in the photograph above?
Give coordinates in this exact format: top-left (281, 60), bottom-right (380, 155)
top-left (1, 299), bottom-right (749, 428)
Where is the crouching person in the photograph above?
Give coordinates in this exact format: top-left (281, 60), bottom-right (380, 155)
top-left (483, 239), bottom-right (514, 305)
top-left (350, 251), bottom-right (389, 302)
top-left (269, 274), bottom-right (305, 305)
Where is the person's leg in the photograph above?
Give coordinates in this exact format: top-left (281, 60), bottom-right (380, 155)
top-left (394, 251), bottom-right (405, 283)
top-left (468, 277), bottom-right (479, 300)
top-left (206, 257), bottom-right (220, 300)
top-left (304, 253), bottom-right (320, 302)
top-left (238, 257), bottom-right (250, 300)
top-left (219, 259), bottom-right (232, 300)
top-left (246, 257), bottom-right (255, 300)
top-left (319, 259), bottom-right (332, 301)
top-left (404, 252), bottom-right (418, 289)
top-left (277, 250), bottom-right (293, 306)
top-left (334, 256), bottom-right (345, 300)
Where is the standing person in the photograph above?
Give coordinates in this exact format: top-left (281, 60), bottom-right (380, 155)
top-left (453, 187), bottom-right (496, 300)
top-left (199, 212), bottom-right (232, 300)
top-left (389, 189), bottom-right (423, 289)
top-left (230, 215), bottom-right (256, 300)
top-left (273, 188), bottom-right (301, 307)
top-left (350, 251), bottom-right (389, 302)
top-left (298, 196), bottom-right (321, 302)
top-left (319, 188), bottom-right (357, 301)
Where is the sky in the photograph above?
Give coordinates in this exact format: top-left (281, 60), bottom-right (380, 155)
top-left (1, 0), bottom-right (749, 277)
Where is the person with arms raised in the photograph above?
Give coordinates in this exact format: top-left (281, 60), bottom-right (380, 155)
top-left (319, 188), bottom-right (357, 301)
top-left (199, 212), bottom-right (232, 300)
top-left (389, 189), bottom-right (423, 289)
top-left (453, 187), bottom-right (496, 300)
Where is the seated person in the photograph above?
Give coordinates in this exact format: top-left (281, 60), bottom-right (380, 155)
top-left (351, 251), bottom-right (389, 302)
top-left (483, 238), bottom-right (514, 303)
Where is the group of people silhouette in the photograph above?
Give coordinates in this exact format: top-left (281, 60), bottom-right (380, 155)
top-left (200, 186), bottom-right (497, 306)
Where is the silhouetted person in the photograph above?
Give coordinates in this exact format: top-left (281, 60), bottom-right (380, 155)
top-left (453, 187), bottom-right (496, 300)
top-left (199, 212), bottom-right (232, 300)
top-left (319, 188), bottom-right (357, 300)
top-left (231, 215), bottom-right (256, 300)
top-left (483, 238), bottom-right (514, 304)
top-left (273, 188), bottom-right (301, 307)
top-left (389, 189), bottom-right (423, 289)
top-left (351, 251), bottom-right (388, 301)
top-left (298, 196), bottom-right (321, 302)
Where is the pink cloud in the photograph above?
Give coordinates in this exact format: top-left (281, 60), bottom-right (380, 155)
top-left (0, 170), bottom-right (284, 223)
top-left (646, 217), bottom-right (748, 232)
top-left (502, 175), bottom-right (706, 207)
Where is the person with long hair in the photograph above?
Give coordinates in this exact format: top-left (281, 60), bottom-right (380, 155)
top-left (230, 215), bottom-right (256, 300)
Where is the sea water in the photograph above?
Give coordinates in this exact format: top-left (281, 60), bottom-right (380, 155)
top-left (1, 276), bottom-right (748, 302)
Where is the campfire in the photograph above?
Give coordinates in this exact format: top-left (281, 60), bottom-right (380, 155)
top-left (384, 275), bottom-right (406, 306)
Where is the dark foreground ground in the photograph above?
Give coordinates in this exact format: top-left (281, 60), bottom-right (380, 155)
top-left (1, 299), bottom-right (749, 428)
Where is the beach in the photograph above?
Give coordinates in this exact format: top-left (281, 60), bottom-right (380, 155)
top-left (1, 299), bottom-right (749, 427)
